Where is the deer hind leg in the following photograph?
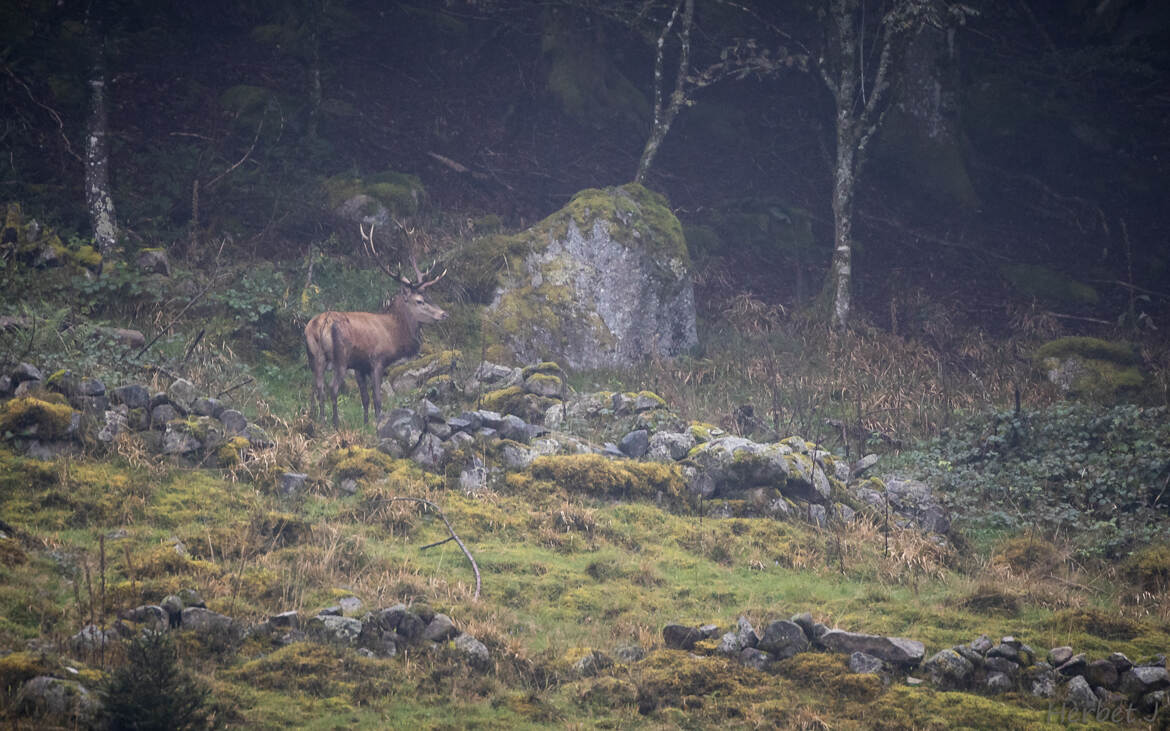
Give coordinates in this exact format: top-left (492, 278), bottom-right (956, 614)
top-left (370, 362), bottom-right (385, 425)
top-left (355, 369), bottom-right (372, 425)
top-left (329, 322), bottom-right (347, 429)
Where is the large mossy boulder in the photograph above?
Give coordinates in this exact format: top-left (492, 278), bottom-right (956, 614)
top-left (479, 184), bottom-right (697, 369)
top-left (1033, 336), bottom-right (1143, 401)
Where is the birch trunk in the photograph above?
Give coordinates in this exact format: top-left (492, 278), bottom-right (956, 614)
top-left (85, 32), bottom-right (117, 255)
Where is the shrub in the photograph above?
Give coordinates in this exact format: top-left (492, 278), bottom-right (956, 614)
top-left (100, 630), bottom-right (211, 730)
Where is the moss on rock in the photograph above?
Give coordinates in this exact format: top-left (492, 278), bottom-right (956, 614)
top-left (1034, 336), bottom-right (1143, 401)
top-left (527, 454), bottom-right (685, 500)
top-left (0, 397), bottom-right (76, 439)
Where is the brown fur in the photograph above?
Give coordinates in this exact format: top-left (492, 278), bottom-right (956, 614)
top-left (305, 290), bottom-right (447, 427)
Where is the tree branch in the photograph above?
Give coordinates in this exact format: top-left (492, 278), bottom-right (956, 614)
top-left (382, 497), bottom-right (481, 601)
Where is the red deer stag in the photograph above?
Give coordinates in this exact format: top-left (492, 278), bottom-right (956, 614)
top-left (306, 223), bottom-right (448, 428)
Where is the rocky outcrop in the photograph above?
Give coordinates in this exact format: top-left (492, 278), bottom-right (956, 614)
top-left (484, 184), bottom-right (697, 369)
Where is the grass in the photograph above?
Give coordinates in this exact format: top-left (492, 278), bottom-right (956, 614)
top-left (2, 428), bottom-right (1167, 727)
top-left (1, 251), bottom-right (1169, 727)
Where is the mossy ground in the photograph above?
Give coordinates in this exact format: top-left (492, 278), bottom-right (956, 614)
top-left (2, 431), bottom-right (1167, 727)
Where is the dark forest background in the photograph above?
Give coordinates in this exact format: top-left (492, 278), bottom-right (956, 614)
top-left (3, 0), bottom-right (1169, 330)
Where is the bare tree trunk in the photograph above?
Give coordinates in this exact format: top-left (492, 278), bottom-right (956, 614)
top-left (85, 19), bottom-right (117, 255)
top-left (819, 0), bottom-right (904, 330)
top-left (634, 0), bottom-right (693, 185)
top-left (830, 139), bottom-right (856, 330)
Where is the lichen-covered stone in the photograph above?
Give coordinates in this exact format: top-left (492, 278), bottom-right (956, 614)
top-left (485, 184), bottom-right (697, 369)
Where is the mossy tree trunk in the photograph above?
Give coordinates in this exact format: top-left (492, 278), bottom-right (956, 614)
top-left (84, 7), bottom-right (117, 256)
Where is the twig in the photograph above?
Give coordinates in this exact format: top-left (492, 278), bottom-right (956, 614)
top-left (216, 377), bottom-right (254, 399)
top-left (381, 497), bottom-right (481, 600)
top-left (205, 115), bottom-right (264, 189)
top-left (135, 237), bottom-right (227, 358)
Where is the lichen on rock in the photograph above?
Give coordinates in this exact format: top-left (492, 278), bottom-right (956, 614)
top-left (483, 183), bottom-right (697, 369)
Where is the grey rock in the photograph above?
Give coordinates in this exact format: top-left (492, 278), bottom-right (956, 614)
top-left (848, 651), bottom-right (887, 674)
top-left (600, 442), bottom-right (624, 458)
top-left (1058, 653), bottom-right (1088, 676)
top-left (448, 416), bottom-right (475, 433)
top-left (423, 614), bottom-right (459, 642)
top-left (923, 648), bottom-right (975, 690)
top-left (419, 399), bottom-right (444, 422)
top-left (986, 672), bottom-right (1014, 694)
top-left (135, 248), bottom-right (171, 275)
top-left (121, 604), bottom-right (168, 631)
top-left (181, 607), bottom-right (235, 636)
top-left (647, 431), bottom-right (695, 462)
top-left (473, 409), bottom-right (505, 430)
top-left (427, 421), bottom-right (452, 439)
top-left (1142, 689), bottom-right (1168, 714)
top-left (396, 611), bottom-right (426, 642)
top-left (1118, 666), bottom-right (1170, 698)
top-left (410, 432), bottom-right (447, 470)
top-left (472, 361), bottom-right (522, 388)
top-left (378, 408), bottom-right (425, 450)
top-left (524, 373), bottom-right (563, 398)
top-left (807, 504), bottom-right (827, 528)
top-left (11, 362), bottom-right (43, 384)
top-left (178, 588), bottom-right (205, 608)
top-left (218, 408), bottom-right (247, 435)
top-left (69, 624), bottom-right (115, 654)
top-left (245, 423), bottom-right (273, 448)
top-left (1108, 652), bottom-right (1133, 673)
top-left (270, 611), bottom-right (300, 630)
top-left (1085, 659), bottom-right (1119, 690)
top-left (311, 615), bottom-right (362, 645)
top-left (161, 422), bottom-right (204, 454)
top-left (739, 647), bottom-right (774, 671)
top-left (574, 650), bottom-right (613, 677)
top-left (1065, 674), bottom-right (1098, 711)
top-left (475, 427), bottom-right (498, 441)
top-left (167, 378), bottom-right (199, 411)
top-left (98, 408), bottom-right (128, 443)
top-left (618, 429), bottom-right (650, 458)
top-left (819, 629), bottom-right (925, 667)
top-left (279, 472), bottom-right (308, 496)
top-left (459, 456), bottom-right (488, 493)
top-left (499, 414), bottom-right (530, 443)
top-left (852, 453), bottom-right (880, 476)
top-left (449, 431), bottom-right (475, 450)
top-left (454, 633), bottom-right (491, 670)
top-left (191, 397), bottom-right (222, 417)
top-left (151, 404), bottom-right (179, 429)
top-left (500, 442), bottom-right (535, 470)
top-left (1028, 669), bottom-right (1056, 698)
top-left (615, 645), bottom-right (646, 663)
top-left (988, 642), bottom-right (1019, 662)
top-left (634, 392), bottom-right (665, 411)
top-left (456, 412), bottom-right (482, 431)
top-left (757, 620), bottom-right (809, 660)
top-left (339, 478), bottom-right (359, 495)
top-left (1048, 646), bottom-right (1074, 666)
top-left (985, 656), bottom-right (1020, 677)
top-left (339, 596), bottom-right (363, 614)
top-left (790, 613), bottom-right (815, 639)
top-left (486, 186), bottom-right (697, 370)
top-left (662, 623), bottom-right (703, 650)
top-left (16, 676), bottom-right (100, 725)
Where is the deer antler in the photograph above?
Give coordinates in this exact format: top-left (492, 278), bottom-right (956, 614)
top-left (360, 223), bottom-right (413, 286)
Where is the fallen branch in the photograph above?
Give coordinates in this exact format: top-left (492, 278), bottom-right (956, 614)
top-left (381, 497), bottom-right (481, 600)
